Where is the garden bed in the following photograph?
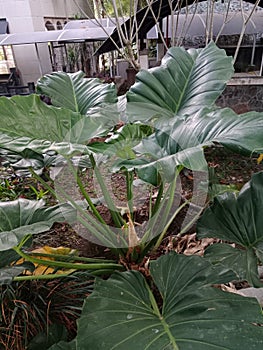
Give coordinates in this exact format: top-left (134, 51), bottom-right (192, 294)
top-left (1, 42), bottom-right (263, 350)
top-left (23, 146), bottom-right (263, 260)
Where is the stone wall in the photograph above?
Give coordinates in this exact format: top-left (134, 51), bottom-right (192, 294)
top-left (216, 77), bottom-right (263, 114)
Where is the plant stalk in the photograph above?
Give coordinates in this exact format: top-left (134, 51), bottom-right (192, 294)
top-left (13, 245), bottom-right (123, 271)
top-left (90, 154), bottom-right (125, 227)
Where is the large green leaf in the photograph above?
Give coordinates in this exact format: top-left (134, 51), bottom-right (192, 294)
top-left (117, 106), bottom-right (263, 185)
top-left (203, 243), bottom-right (261, 287)
top-left (89, 123), bottom-right (153, 159)
top-left (54, 253), bottom-right (263, 349)
top-left (114, 143), bottom-right (207, 185)
top-left (197, 171), bottom-right (263, 287)
top-left (122, 43), bottom-right (263, 185)
top-left (159, 107), bottom-right (263, 155)
top-left (0, 199), bottom-right (77, 251)
top-left (0, 94), bottom-right (118, 155)
top-left (37, 71), bottom-right (117, 114)
top-left (127, 42), bottom-right (234, 120)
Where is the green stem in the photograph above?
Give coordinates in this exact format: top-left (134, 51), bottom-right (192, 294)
top-left (146, 280), bottom-right (179, 350)
top-left (151, 181), bottom-right (164, 217)
top-left (13, 246), bottom-right (123, 271)
top-left (31, 169), bottom-right (124, 248)
top-left (148, 283), bottom-right (161, 317)
top-left (153, 199), bottom-right (189, 251)
top-left (57, 187), bottom-right (127, 252)
top-left (13, 268), bottom-right (119, 281)
top-left (156, 169), bottom-right (181, 229)
top-left (66, 158), bottom-right (106, 225)
top-left (90, 154), bottom-right (124, 228)
top-left (177, 204), bottom-right (205, 236)
top-left (140, 168), bottom-right (182, 252)
top-left (149, 187), bottom-right (153, 219)
top-left (29, 252), bottom-right (117, 264)
top-left (13, 273), bottom-right (72, 282)
top-left (126, 170), bottom-right (134, 218)
top-left (90, 268), bottom-right (121, 276)
top-left (140, 179), bottom-right (174, 245)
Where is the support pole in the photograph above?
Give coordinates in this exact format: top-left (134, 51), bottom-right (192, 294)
top-left (35, 43), bottom-right (43, 76)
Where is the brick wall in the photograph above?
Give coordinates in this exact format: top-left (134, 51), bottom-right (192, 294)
top-left (216, 78), bottom-right (263, 114)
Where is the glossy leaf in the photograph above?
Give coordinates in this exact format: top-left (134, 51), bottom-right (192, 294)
top-left (122, 43), bottom-right (263, 185)
top-left (158, 107), bottom-right (263, 155)
top-left (204, 243), bottom-right (260, 287)
top-left (0, 94), bottom-right (118, 155)
top-left (0, 249), bottom-right (20, 268)
top-left (114, 143), bottom-right (207, 185)
top-left (118, 106), bottom-right (263, 185)
top-left (37, 71), bottom-right (117, 114)
top-left (57, 253), bottom-right (263, 349)
top-left (0, 199), bottom-right (77, 251)
top-left (88, 123), bottom-right (152, 157)
top-left (0, 265), bottom-right (29, 285)
top-left (127, 42), bottom-right (234, 120)
top-left (197, 172), bottom-right (263, 286)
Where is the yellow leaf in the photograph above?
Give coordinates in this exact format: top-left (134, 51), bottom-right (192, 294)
top-left (36, 245), bottom-right (77, 256)
top-left (13, 245), bottom-right (78, 276)
top-left (257, 154), bottom-right (263, 164)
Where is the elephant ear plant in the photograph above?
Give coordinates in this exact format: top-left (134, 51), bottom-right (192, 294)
top-left (197, 171), bottom-right (263, 287)
top-left (123, 42), bottom-right (263, 181)
top-left (1, 42), bottom-right (263, 265)
top-left (0, 43), bottom-right (263, 348)
top-left (113, 42), bottom-right (263, 255)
